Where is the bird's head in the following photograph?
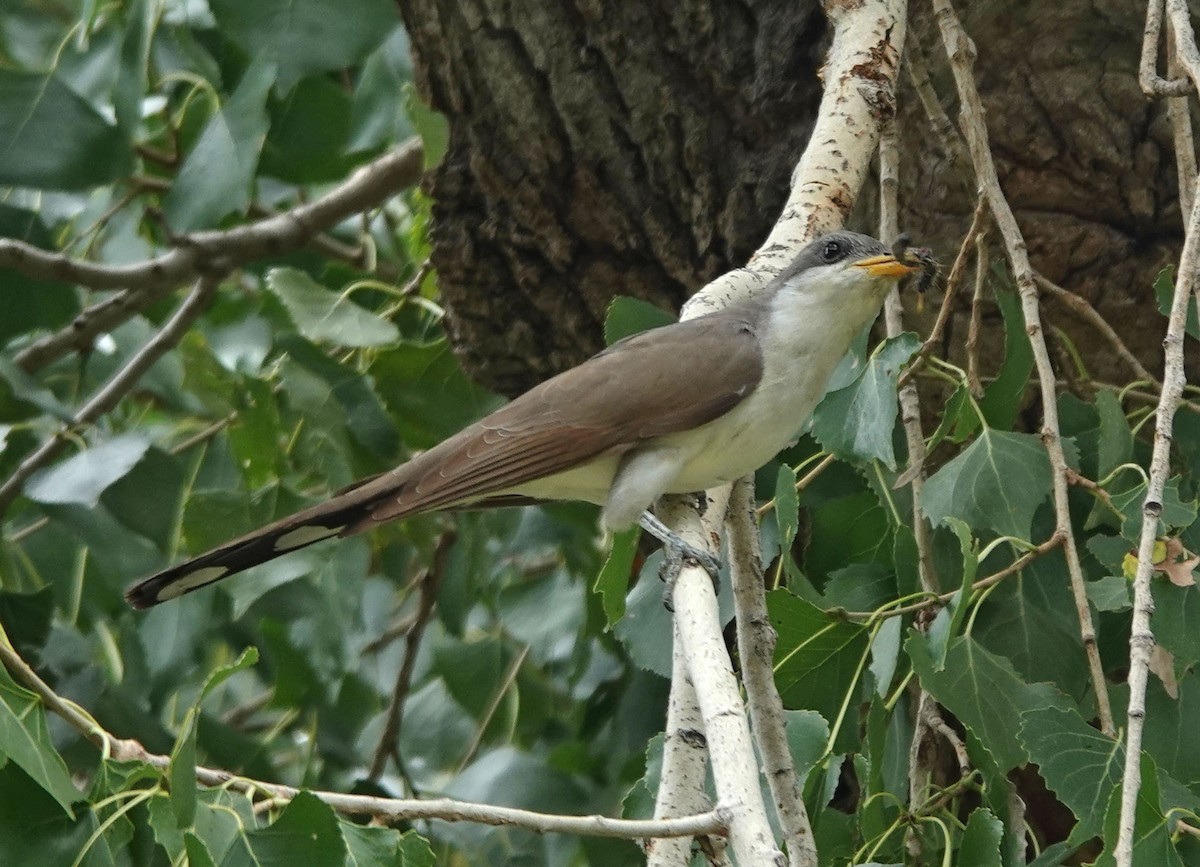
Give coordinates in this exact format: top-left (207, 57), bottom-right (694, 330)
top-left (775, 231), bottom-right (923, 312)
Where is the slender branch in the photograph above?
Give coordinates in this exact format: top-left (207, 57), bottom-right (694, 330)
top-left (897, 196), bottom-right (988, 389)
top-left (368, 530), bottom-right (456, 781)
top-left (1035, 275), bottom-right (1159, 388)
top-left (1116, 5), bottom-right (1200, 860)
top-left (1140, 0), bottom-right (1192, 96)
top-left (726, 479), bottom-right (816, 867)
top-left (932, 0), bottom-right (1114, 737)
top-left (905, 36), bottom-right (974, 184)
top-left (1167, 23), bottom-right (1198, 219)
top-left (11, 139), bottom-right (423, 374)
top-left (843, 533), bottom-right (1065, 622)
top-left (1117, 191), bottom-right (1198, 867)
top-left (0, 618), bottom-right (727, 841)
top-left (0, 274), bottom-right (223, 519)
top-left (881, 122), bottom-right (939, 593)
top-left (966, 232), bottom-right (989, 397)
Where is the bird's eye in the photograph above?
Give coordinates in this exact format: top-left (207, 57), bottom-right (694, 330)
top-left (821, 239), bottom-right (844, 262)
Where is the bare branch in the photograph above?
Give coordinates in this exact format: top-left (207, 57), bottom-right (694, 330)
top-left (932, 0), bottom-right (1115, 737)
top-left (726, 479), bottom-right (817, 867)
top-left (1140, 0), bottom-right (1192, 96)
top-left (0, 274), bottom-right (223, 519)
top-left (0, 619), bottom-right (727, 841)
top-left (368, 530), bottom-right (457, 782)
top-left (1036, 274), bottom-right (1159, 388)
top-left (11, 139), bottom-right (423, 374)
top-left (1116, 4), bottom-right (1200, 860)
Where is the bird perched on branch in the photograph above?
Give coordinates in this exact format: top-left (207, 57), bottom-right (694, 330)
top-left (126, 231), bottom-right (922, 608)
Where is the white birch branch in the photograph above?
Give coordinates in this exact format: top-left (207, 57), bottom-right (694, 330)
top-left (647, 635), bottom-right (714, 866)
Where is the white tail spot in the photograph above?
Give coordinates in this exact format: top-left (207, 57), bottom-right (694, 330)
top-left (158, 566), bottom-right (229, 601)
top-left (273, 525), bottom-right (344, 551)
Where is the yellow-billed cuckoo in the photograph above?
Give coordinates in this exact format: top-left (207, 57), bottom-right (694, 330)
top-left (125, 231), bottom-right (920, 608)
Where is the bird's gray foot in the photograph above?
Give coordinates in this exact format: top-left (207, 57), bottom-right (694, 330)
top-left (638, 511), bottom-right (721, 611)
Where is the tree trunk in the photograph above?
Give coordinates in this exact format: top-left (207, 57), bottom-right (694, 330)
top-left (398, 0), bottom-right (1179, 394)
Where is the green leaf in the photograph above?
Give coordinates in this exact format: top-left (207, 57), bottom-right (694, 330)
top-left (168, 649), bottom-right (259, 828)
top-left (769, 590), bottom-right (870, 751)
top-left (603, 296), bottom-right (677, 346)
top-left (595, 527), bottom-right (638, 626)
top-left (1155, 266), bottom-right (1200, 341)
top-left (614, 553), bottom-right (674, 677)
top-left (1096, 754), bottom-right (1184, 867)
top-left (811, 332), bottom-right (920, 469)
top-left (1088, 575), bottom-right (1132, 612)
top-left (1095, 389), bottom-right (1133, 479)
top-left (348, 27), bottom-right (414, 152)
top-left (958, 808), bottom-right (1003, 867)
top-left (266, 268), bottom-right (400, 348)
top-left (261, 76), bottom-right (356, 183)
top-left (183, 833), bottom-right (218, 867)
top-left (405, 83), bottom-right (448, 168)
top-left (208, 0), bottom-right (395, 92)
top-left (0, 664), bottom-right (80, 817)
top-left (979, 288), bottom-right (1033, 430)
top-left (25, 434), bottom-right (151, 509)
top-left (278, 335), bottom-right (400, 460)
top-left (868, 616), bottom-right (902, 697)
top-left (784, 709), bottom-right (830, 783)
top-left (1109, 476), bottom-right (1197, 541)
top-left (0, 70), bottom-right (130, 189)
top-left (0, 355), bottom-right (74, 423)
top-left (246, 791), bottom-right (346, 866)
top-left (370, 339), bottom-right (500, 449)
top-left (907, 632), bottom-right (1071, 770)
top-left (1152, 581), bottom-right (1200, 674)
top-left (0, 762), bottom-right (107, 865)
top-left (0, 205), bottom-right (80, 345)
top-left (922, 429), bottom-right (1052, 540)
top-left (774, 464), bottom-right (804, 586)
top-left (164, 58), bottom-right (275, 232)
top-left (1116, 673), bottom-right (1200, 790)
top-left (1018, 705), bottom-right (1122, 843)
top-left (343, 822), bottom-right (433, 867)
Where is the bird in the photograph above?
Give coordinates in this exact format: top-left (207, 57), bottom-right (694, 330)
top-left (125, 231), bottom-right (921, 608)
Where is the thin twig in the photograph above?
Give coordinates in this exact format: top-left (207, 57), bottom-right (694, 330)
top-left (882, 121), bottom-right (940, 594)
top-left (1116, 4), bottom-right (1200, 861)
top-left (1035, 275), bottom-right (1159, 388)
top-left (0, 618), bottom-right (728, 840)
top-left (1167, 23), bottom-right (1198, 219)
top-left (966, 232), bottom-right (989, 396)
top-left (905, 35), bottom-right (974, 183)
top-left (0, 275), bottom-right (223, 520)
top-left (898, 196), bottom-right (988, 388)
top-left (368, 530), bottom-right (457, 781)
top-left (1140, 0), bottom-right (1192, 96)
top-left (932, 0), bottom-right (1115, 737)
top-left (844, 534), bottom-right (1065, 622)
top-left (11, 139), bottom-right (423, 374)
top-left (726, 479), bottom-right (817, 867)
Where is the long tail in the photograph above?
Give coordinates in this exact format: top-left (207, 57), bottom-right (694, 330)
top-left (124, 483), bottom-right (388, 609)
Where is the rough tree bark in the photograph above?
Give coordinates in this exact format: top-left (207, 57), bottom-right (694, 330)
top-left (397, 0), bottom-right (1182, 394)
top-left (396, 0), bottom-right (828, 395)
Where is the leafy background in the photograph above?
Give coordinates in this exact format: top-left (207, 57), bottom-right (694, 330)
top-left (1, 1), bottom-right (1199, 866)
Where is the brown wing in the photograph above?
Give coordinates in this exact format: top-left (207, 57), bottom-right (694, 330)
top-left (350, 303), bottom-right (766, 527)
top-left (125, 304), bottom-right (763, 608)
